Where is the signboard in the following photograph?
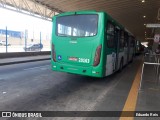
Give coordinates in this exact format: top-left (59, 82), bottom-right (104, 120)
top-left (146, 24), bottom-right (160, 28)
top-left (154, 34), bottom-right (160, 43)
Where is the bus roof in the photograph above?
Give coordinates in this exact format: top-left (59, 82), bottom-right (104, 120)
top-left (53, 10), bottom-right (97, 17)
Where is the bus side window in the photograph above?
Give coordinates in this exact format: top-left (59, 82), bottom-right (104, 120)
top-left (106, 22), bottom-right (115, 48)
top-left (124, 32), bottom-right (128, 47)
top-left (130, 37), bottom-right (134, 47)
top-left (120, 30), bottom-right (125, 48)
top-left (107, 35), bottom-right (114, 48)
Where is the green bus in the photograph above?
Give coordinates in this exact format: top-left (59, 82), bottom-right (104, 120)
top-left (51, 11), bottom-right (135, 77)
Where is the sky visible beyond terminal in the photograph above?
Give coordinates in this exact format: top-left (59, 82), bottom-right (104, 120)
top-left (0, 7), bottom-right (52, 40)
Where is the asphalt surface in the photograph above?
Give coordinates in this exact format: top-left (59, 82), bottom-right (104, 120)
top-left (0, 59), bottom-right (141, 120)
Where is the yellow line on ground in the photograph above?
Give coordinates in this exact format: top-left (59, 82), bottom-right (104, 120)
top-left (119, 63), bottom-right (142, 120)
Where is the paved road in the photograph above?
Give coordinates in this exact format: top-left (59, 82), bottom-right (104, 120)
top-left (0, 59), bottom-right (141, 120)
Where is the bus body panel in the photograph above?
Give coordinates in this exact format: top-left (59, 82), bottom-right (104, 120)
top-left (52, 11), bottom-right (105, 77)
top-left (51, 11), bottom-right (135, 78)
top-left (105, 53), bottom-right (116, 76)
top-left (104, 14), bottom-right (125, 76)
top-left (54, 37), bottom-right (95, 67)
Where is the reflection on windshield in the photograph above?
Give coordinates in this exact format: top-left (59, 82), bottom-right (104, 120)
top-left (56, 14), bottom-right (98, 37)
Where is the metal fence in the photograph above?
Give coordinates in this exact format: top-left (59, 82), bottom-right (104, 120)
top-left (139, 53), bottom-right (160, 90)
top-left (0, 26), bottom-right (51, 53)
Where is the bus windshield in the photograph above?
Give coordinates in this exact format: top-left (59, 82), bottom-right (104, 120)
top-left (56, 14), bottom-right (98, 37)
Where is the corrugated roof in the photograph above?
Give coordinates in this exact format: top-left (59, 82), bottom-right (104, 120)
top-left (34, 0), bottom-right (160, 42)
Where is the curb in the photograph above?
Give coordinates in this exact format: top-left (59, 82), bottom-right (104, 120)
top-left (0, 58), bottom-right (50, 66)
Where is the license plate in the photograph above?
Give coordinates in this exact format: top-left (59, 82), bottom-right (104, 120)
top-left (68, 57), bottom-right (78, 61)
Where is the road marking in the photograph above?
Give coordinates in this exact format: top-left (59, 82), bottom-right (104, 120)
top-left (2, 92), bottom-right (7, 94)
top-left (23, 65), bottom-right (50, 71)
top-left (119, 63), bottom-right (142, 120)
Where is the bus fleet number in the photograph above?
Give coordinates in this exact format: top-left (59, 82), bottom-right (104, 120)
top-left (79, 58), bottom-right (90, 63)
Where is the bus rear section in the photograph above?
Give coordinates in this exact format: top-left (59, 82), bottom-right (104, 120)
top-left (51, 12), bottom-right (105, 77)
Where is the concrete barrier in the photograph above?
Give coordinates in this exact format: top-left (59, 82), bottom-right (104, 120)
top-left (0, 51), bottom-right (50, 59)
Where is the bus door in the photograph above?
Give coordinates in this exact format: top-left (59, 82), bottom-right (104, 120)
top-left (125, 32), bottom-right (129, 64)
top-left (105, 22), bottom-right (116, 75)
top-left (115, 27), bottom-right (120, 71)
top-left (128, 36), bottom-right (132, 62)
top-left (127, 36), bottom-right (130, 62)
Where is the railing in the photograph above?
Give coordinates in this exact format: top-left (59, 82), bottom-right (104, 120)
top-left (139, 53), bottom-right (160, 90)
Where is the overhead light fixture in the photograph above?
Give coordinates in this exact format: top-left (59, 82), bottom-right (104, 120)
top-left (143, 16), bottom-right (146, 18)
top-left (142, 0), bottom-right (145, 3)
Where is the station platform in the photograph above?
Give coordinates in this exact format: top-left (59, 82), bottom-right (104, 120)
top-left (136, 54), bottom-right (160, 112)
top-left (0, 55), bottom-right (160, 119)
top-left (0, 55), bottom-right (50, 66)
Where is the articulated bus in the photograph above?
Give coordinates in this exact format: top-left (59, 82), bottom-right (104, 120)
top-left (51, 11), bottom-right (135, 77)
